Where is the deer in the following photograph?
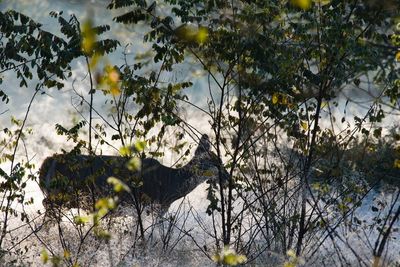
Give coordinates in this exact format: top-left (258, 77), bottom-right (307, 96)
top-left (38, 134), bottom-right (228, 217)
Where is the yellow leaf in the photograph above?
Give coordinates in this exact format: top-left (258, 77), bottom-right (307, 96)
top-left (98, 65), bottom-right (121, 95)
top-left (107, 198), bottom-right (116, 209)
top-left (89, 52), bottom-right (101, 69)
top-left (110, 86), bottom-right (121, 96)
top-left (224, 254), bottom-right (238, 265)
top-left (126, 157), bottom-right (142, 171)
top-left (74, 215), bottom-right (90, 225)
top-left (107, 176), bottom-right (131, 193)
top-left (94, 198), bottom-right (116, 218)
top-left (272, 93), bottom-right (279, 104)
top-left (313, 0), bottom-right (331, 6)
top-left (196, 26), bottom-right (209, 44)
top-left (134, 140), bottom-right (147, 152)
top-left (394, 159), bottom-right (400, 169)
top-left (287, 249), bottom-right (296, 258)
top-left (97, 207), bottom-right (108, 217)
top-left (300, 120), bottom-right (308, 130)
top-left (108, 69), bottom-right (119, 83)
top-left (211, 254), bottom-right (221, 263)
top-left (396, 51), bottom-right (400, 62)
top-left (281, 95), bottom-right (288, 105)
top-left (95, 229), bottom-right (111, 240)
top-left (81, 19), bottom-right (96, 55)
top-left (236, 255), bottom-right (247, 264)
top-left (175, 24), bottom-right (208, 44)
top-left (95, 197), bottom-right (115, 211)
top-left (64, 250), bottom-right (71, 259)
top-left (119, 146), bottom-right (133, 157)
top-left (41, 249), bottom-right (49, 264)
top-left (212, 246), bottom-right (247, 266)
top-left (175, 24), bottom-right (197, 42)
top-left (291, 0), bottom-right (311, 10)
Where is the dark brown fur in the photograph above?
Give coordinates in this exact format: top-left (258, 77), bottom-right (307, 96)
top-left (39, 135), bottom-right (228, 214)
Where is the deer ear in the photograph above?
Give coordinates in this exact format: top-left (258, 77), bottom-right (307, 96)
top-left (195, 134), bottom-right (211, 155)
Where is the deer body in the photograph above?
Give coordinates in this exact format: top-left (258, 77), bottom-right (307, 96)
top-left (39, 135), bottom-right (227, 213)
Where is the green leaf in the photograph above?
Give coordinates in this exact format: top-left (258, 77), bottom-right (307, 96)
top-left (74, 215), bottom-right (90, 225)
top-left (134, 140), bottom-right (146, 152)
top-left (119, 145), bottom-right (133, 157)
top-left (113, 10), bottom-right (146, 24)
top-left (107, 176), bottom-right (131, 193)
top-left (126, 157), bottom-right (141, 171)
top-left (111, 134), bottom-right (121, 140)
top-left (373, 128), bottom-right (382, 138)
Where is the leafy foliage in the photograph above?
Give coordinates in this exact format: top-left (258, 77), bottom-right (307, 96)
top-left (107, 0), bottom-right (400, 260)
top-left (0, 11), bottom-right (77, 93)
top-left (1, 0), bottom-right (400, 265)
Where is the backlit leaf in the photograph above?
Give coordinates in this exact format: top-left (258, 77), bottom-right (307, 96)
top-left (126, 157), bottom-right (141, 171)
top-left (119, 145), bottom-right (133, 157)
top-left (107, 176), bottom-right (131, 193)
top-left (300, 121), bottom-right (308, 130)
top-left (74, 215), bottom-right (90, 225)
top-left (41, 249), bottom-right (49, 264)
top-left (134, 140), bottom-right (146, 152)
top-left (110, 86), bottom-right (121, 96)
top-left (95, 197), bottom-right (116, 211)
top-left (272, 93), bottom-right (279, 104)
top-left (291, 0), bottom-right (311, 10)
top-left (394, 159), bottom-right (400, 169)
top-left (81, 19), bottom-right (96, 55)
top-left (396, 51), bottom-right (400, 62)
top-left (212, 246), bottom-right (247, 266)
top-left (196, 26), bottom-right (209, 44)
top-left (63, 250), bottom-right (71, 259)
top-left (313, 0), bottom-right (331, 6)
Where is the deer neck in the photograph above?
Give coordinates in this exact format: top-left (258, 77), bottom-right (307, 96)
top-left (181, 153), bottom-right (213, 190)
